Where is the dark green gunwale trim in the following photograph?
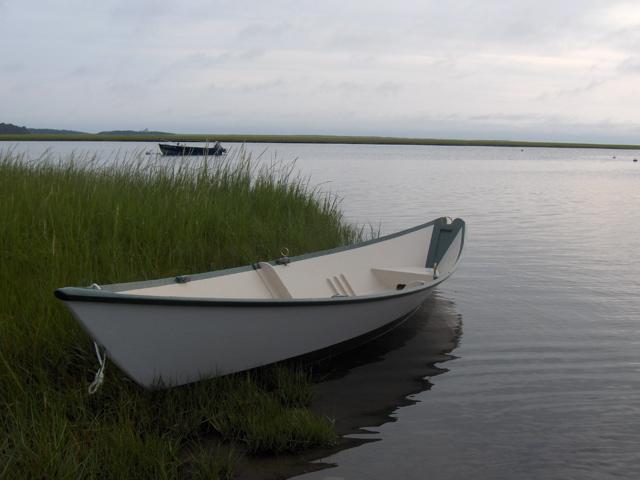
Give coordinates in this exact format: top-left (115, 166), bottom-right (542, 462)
top-left (67, 217), bottom-right (449, 292)
top-left (54, 217), bottom-right (465, 307)
top-left (55, 281), bottom-right (431, 306)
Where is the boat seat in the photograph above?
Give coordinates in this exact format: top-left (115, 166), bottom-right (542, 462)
top-left (256, 262), bottom-right (292, 299)
top-left (326, 274), bottom-right (356, 297)
top-left (371, 266), bottom-right (436, 289)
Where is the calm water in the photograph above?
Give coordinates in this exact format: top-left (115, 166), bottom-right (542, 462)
top-left (4, 141), bottom-right (640, 479)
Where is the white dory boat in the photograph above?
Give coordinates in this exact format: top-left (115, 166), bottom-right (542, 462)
top-left (55, 217), bottom-right (465, 389)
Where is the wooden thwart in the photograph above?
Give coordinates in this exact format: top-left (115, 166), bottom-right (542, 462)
top-left (371, 266), bottom-right (436, 289)
top-left (256, 262), bottom-right (293, 299)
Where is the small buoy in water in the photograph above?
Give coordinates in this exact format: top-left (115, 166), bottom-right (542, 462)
top-left (634, 158), bottom-right (638, 162)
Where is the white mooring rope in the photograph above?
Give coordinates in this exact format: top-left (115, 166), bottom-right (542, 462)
top-left (88, 342), bottom-right (107, 394)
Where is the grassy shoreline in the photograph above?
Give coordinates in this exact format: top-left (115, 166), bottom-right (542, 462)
top-left (1, 133), bottom-right (639, 150)
top-left (0, 151), bottom-right (359, 478)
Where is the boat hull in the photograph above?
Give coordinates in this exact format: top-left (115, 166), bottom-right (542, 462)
top-left (62, 286), bottom-right (433, 388)
top-left (158, 143), bottom-right (226, 156)
top-left (56, 217), bottom-right (465, 389)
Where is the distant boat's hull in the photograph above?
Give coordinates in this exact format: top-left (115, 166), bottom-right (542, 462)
top-left (55, 217), bottom-right (465, 389)
top-left (158, 143), bottom-right (226, 156)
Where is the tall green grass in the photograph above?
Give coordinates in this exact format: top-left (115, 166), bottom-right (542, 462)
top-left (0, 150), bottom-right (356, 478)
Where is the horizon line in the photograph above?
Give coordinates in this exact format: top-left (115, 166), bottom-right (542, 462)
top-left (1, 132), bottom-right (639, 150)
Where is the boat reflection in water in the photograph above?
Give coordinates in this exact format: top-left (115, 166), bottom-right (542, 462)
top-left (243, 293), bottom-right (462, 479)
top-left (311, 293), bottom-right (463, 438)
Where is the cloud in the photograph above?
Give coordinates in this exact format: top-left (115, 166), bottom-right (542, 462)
top-left (537, 78), bottom-right (609, 100)
top-left (205, 48), bottom-right (265, 65)
top-left (0, 61), bottom-right (24, 73)
top-left (209, 78), bottom-right (286, 94)
top-left (598, 2), bottom-right (640, 29)
top-left (618, 57), bottom-right (640, 73)
top-left (374, 81), bottom-right (401, 96)
top-left (316, 81), bottom-right (363, 95)
top-left (67, 64), bottom-right (102, 77)
top-left (170, 49), bottom-right (266, 70)
top-left (107, 81), bottom-right (150, 103)
top-left (146, 48), bottom-right (266, 84)
top-left (2, 0), bottom-right (640, 142)
top-left (236, 22), bottom-right (290, 41)
top-left (107, 0), bottom-right (173, 22)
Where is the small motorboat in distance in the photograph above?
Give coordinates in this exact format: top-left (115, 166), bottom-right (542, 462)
top-left (158, 142), bottom-right (226, 156)
top-left (55, 217), bottom-right (465, 389)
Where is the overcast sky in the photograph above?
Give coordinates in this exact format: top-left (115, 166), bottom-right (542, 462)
top-left (1, 0), bottom-right (639, 142)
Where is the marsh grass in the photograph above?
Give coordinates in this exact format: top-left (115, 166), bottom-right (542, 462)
top-left (2, 133), bottom-right (639, 149)
top-left (0, 150), bottom-right (355, 478)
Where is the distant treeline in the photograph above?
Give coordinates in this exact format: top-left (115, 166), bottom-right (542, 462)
top-left (0, 123), bottom-right (30, 134)
top-left (1, 122), bottom-right (639, 150)
top-left (0, 123), bottom-right (169, 136)
top-left (0, 122), bottom-right (86, 135)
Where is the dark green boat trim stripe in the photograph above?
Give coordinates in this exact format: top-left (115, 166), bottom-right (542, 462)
top-left (94, 217), bottom-right (449, 292)
top-left (55, 281), bottom-right (433, 307)
top-left (54, 217), bottom-right (465, 306)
